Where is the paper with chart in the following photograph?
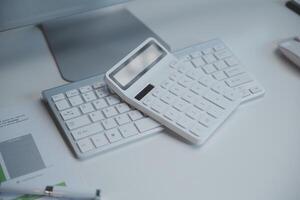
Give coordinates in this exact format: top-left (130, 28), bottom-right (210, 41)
top-left (0, 101), bottom-right (87, 200)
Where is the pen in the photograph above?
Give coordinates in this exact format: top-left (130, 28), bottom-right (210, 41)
top-left (0, 184), bottom-right (101, 200)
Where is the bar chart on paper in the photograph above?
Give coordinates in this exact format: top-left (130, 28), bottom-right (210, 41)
top-left (0, 134), bottom-right (46, 182)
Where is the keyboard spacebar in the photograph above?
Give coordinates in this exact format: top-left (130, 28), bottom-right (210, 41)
top-left (135, 118), bottom-right (161, 133)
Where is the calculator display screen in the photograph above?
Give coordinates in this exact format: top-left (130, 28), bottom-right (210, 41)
top-left (110, 41), bottom-right (166, 89)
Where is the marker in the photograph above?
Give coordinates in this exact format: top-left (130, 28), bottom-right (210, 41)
top-left (0, 184), bottom-right (101, 200)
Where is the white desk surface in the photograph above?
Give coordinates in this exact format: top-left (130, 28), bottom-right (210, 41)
top-left (1, 0), bottom-right (300, 199)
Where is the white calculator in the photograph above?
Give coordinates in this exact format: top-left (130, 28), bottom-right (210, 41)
top-left (106, 38), bottom-right (241, 144)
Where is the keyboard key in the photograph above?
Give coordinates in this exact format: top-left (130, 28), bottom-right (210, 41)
top-left (223, 89), bottom-right (241, 101)
top-left (52, 93), bottom-right (65, 101)
top-left (77, 138), bottom-right (94, 153)
top-left (202, 64), bottom-right (216, 74)
top-left (213, 44), bottom-right (225, 51)
top-left (106, 95), bottom-right (120, 105)
top-left (89, 111), bottom-right (104, 122)
top-left (225, 73), bottom-right (252, 87)
top-left (169, 71), bottom-right (183, 81)
top-left (105, 128), bottom-right (122, 143)
top-left (135, 118), bottom-right (160, 133)
top-left (115, 113), bottom-right (131, 125)
top-left (102, 107), bottom-right (118, 118)
top-left (194, 98), bottom-right (209, 110)
top-left (80, 103), bottom-right (95, 114)
top-left (128, 110), bottom-right (143, 121)
top-left (55, 99), bottom-right (70, 111)
top-left (66, 115), bottom-right (91, 130)
top-left (92, 82), bottom-right (105, 89)
top-left (71, 122), bottom-right (103, 140)
top-left (119, 123), bottom-right (139, 138)
top-left (93, 99), bottom-right (108, 110)
top-left (203, 54), bottom-right (217, 64)
top-left (198, 76), bottom-right (215, 87)
top-left (79, 85), bottom-right (92, 93)
top-left (60, 107), bottom-right (80, 120)
top-left (214, 60), bottom-right (228, 70)
top-left (224, 56), bottom-right (239, 66)
top-left (91, 133), bottom-right (109, 148)
top-left (95, 87), bottom-right (109, 98)
top-left (66, 89), bottom-right (79, 98)
top-left (102, 118), bottom-right (117, 130)
top-left (68, 95), bottom-right (84, 106)
top-left (191, 57), bottom-right (205, 67)
top-left (152, 88), bottom-right (164, 97)
top-left (224, 67), bottom-right (244, 77)
top-left (178, 61), bottom-right (193, 73)
top-left (115, 103), bottom-right (131, 113)
top-left (206, 104), bottom-right (224, 118)
top-left (82, 91), bottom-right (97, 102)
top-left (212, 71), bottom-right (227, 81)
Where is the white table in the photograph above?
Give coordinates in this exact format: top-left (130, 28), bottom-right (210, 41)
top-left (1, 0), bottom-right (300, 199)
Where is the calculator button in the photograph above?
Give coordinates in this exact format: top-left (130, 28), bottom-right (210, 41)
top-left (182, 91), bottom-right (198, 103)
top-left (176, 114), bottom-right (193, 129)
top-left (178, 76), bottom-right (193, 88)
top-left (224, 67), bottom-right (244, 77)
top-left (190, 83), bottom-right (207, 95)
top-left (191, 57), bottom-right (205, 67)
top-left (160, 79), bottom-right (173, 89)
top-left (160, 92), bottom-right (175, 104)
top-left (119, 123), bottom-right (139, 138)
top-left (164, 107), bottom-right (181, 121)
top-left (215, 49), bottom-right (232, 60)
top-left (68, 95), bottom-right (84, 106)
top-left (212, 71), bottom-right (227, 81)
top-left (55, 99), bottom-right (70, 111)
top-left (202, 54), bottom-right (217, 64)
top-left (169, 84), bottom-right (185, 96)
top-left (224, 56), bottom-right (239, 66)
top-left (190, 123), bottom-right (207, 137)
top-left (105, 128), bottom-right (122, 143)
top-left (178, 61), bottom-right (193, 73)
top-left (169, 72), bottom-right (183, 81)
top-left (214, 60), bottom-right (228, 70)
top-left (151, 99), bottom-right (168, 113)
top-left (135, 118), bottom-right (160, 133)
top-left (152, 88), bottom-right (164, 97)
top-left (173, 98), bottom-right (189, 112)
top-left (197, 113), bottom-right (216, 127)
top-left (198, 76), bottom-right (215, 87)
top-left (203, 91), bottom-right (231, 109)
top-left (202, 64), bottom-right (216, 74)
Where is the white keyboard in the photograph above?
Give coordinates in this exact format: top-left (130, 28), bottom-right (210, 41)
top-left (42, 39), bottom-right (265, 159)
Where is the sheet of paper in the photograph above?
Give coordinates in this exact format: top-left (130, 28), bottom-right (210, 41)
top-left (0, 101), bottom-right (87, 200)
